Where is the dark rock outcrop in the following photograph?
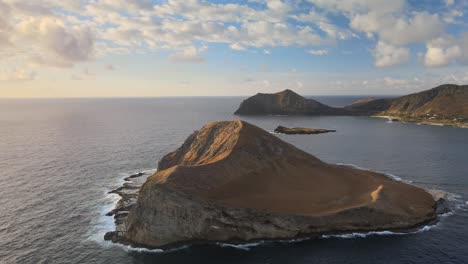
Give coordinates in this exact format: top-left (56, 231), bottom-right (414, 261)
top-left (274, 126), bottom-right (336, 135)
top-left (121, 120), bottom-right (438, 248)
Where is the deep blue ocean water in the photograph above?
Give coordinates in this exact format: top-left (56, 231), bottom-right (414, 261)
top-left (0, 97), bottom-right (467, 264)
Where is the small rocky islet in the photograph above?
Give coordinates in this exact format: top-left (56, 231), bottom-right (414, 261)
top-left (105, 120), bottom-right (448, 249)
top-left (274, 126), bottom-right (336, 135)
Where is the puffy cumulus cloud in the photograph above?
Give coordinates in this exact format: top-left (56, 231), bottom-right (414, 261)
top-left (17, 17), bottom-right (95, 67)
top-left (0, 0), bottom-right (341, 73)
top-left (350, 12), bottom-right (444, 46)
top-left (0, 1), bottom-right (95, 71)
top-left (309, 0), bottom-right (457, 67)
top-left (373, 41), bottom-right (410, 67)
top-left (230, 43), bottom-right (246, 51)
top-left (169, 46), bottom-right (207, 63)
top-left (424, 34), bottom-right (468, 67)
top-left (308, 0), bottom-right (405, 15)
top-left (0, 0), bottom-right (465, 77)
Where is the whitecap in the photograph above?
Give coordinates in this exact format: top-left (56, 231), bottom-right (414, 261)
top-left (321, 225), bottom-right (435, 239)
top-left (336, 163), bottom-right (367, 170)
top-left (87, 192), bottom-right (120, 243)
top-left (123, 244), bottom-right (189, 254)
top-left (218, 242), bottom-right (262, 251)
top-left (89, 168), bottom-right (157, 245)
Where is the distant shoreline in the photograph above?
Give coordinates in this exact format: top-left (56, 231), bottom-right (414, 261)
top-left (373, 115), bottom-right (468, 128)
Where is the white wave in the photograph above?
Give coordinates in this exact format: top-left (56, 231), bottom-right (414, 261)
top-left (336, 163), bottom-right (367, 170)
top-left (218, 242), bottom-right (263, 251)
top-left (122, 244), bottom-right (189, 254)
top-left (385, 173), bottom-right (413, 183)
top-left (215, 224), bottom-right (437, 250)
top-left (321, 225), bottom-right (434, 239)
top-left (90, 168), bottom-right (157, 246)
top-left (100, 240), bottom-right (190, 254)
top-left (87, 192), bottom-right (120, 243)
top-left (385, 173), bottom-right (403, 181)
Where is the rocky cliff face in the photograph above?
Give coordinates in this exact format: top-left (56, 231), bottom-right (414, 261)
top-left (385, 84), bottom-right (468, 117)
top-left (234, 89), bottom-right (348, 115)
top-left (347, 84), bottom-right (468, 118)
top-left (123, 120), bottom-right (437, 248)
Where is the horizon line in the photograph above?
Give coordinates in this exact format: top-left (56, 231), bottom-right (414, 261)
top-left (0, 94), bottom-right (402, 100)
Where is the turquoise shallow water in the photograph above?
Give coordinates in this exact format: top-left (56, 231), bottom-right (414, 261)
top-left (0, 97), bottom-right (467, 264)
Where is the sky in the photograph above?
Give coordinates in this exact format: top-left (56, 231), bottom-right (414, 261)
top-left (0, 0), bottom-right (467, 98)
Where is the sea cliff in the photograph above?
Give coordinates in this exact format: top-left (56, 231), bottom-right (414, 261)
top-left (105, 121), bottom-right (442, 248)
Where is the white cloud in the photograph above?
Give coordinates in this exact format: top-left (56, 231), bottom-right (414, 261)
top-left (169, 46), bottom-right (206, 63)
top-left (309, 0), bottom-right (452, 68)
top-left (230, 43), bottom-right (246, 50)
top-left (0, 68), bottom-right (35, 81)
top-left (308, 0), bottom-right (405, 15)
top-left (0, 0), bottom-right (463, 76)
top-left (443, 9), bottom-right (464, 24)
top-left (373, 41), bottom-right (410, 67)
top-left (307, 49), bottom-right (328, 55)
top-left (350, 12), bottom-right (444, 46)
top-left (424, 34), bottom-right (468, 67)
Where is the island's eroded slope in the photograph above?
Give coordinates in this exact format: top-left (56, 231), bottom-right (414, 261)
top-left (118, 120), bottom-right (437, 248)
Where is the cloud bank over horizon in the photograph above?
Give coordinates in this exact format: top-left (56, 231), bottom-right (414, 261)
top-left (0, 0), bottom-right (467, 97)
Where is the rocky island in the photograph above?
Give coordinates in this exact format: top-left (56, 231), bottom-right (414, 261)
top-left (274, 126), bottom-right (336, 135)
top-left (234, 84), bottom-right (468, 128)
top-left (234, 89), bottom-right (348, 116)
top-left (105, 120), bottom-right (443, 249)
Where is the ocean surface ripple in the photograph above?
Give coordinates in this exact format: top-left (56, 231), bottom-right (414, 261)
top-left (0, 97), bottom-right (467, 264)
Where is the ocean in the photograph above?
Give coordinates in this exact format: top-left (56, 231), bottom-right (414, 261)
top-left (0, 97), bottom-right (467, 264)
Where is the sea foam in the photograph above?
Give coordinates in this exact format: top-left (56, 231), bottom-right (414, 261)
top-left (90, 169), bottom-right (156, 245)
top-left (321, 225), bottom-right (434, 239)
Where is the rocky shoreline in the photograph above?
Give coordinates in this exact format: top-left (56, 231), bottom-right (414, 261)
top-left (104, 170), bottom-right (153, 243)
top-left (104, 172), bottom-right (451, 250)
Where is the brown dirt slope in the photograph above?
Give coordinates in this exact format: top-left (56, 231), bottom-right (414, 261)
top-left (152, 120), bottom-right (433, 216)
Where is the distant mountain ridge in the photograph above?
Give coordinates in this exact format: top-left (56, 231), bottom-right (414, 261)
top-left (234, 84), bottom-right (468, 127)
